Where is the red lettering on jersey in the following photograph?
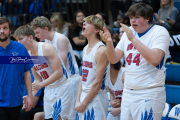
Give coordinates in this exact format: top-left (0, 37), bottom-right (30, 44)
top-left (34, 63), bottom-right (49, 71)
top-left (127, 43), bottom-right (137, 51)
top-left (127, 43), bottom-right (133, 51)
top-left (89, 62), bottom-right (92, 68)
top-left (34, 66), bottom-right (37, 71)
top-left (85, 61), bottom-right (89, 67)
top-left (111, 90), bottom-right (123, 96)
top-left (82, 61), bottom-right (93, 68)
top-left (40, 71), bottom-right (49, 79)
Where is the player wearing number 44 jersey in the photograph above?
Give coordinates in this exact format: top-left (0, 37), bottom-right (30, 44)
top-left (14, 25), bottom-right (76, 120)
top-left (75, 15), bottom-right (110, 120)
top-left (100, 3), bottom-right (170, 120)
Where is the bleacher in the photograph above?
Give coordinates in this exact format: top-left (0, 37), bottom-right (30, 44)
top-left (0, 0), bottom-right (108, 33)
top-left (162, 64), bottom-right (180, 120)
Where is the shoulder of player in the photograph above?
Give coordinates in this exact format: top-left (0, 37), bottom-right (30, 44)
top-left (153, 25), bottom-right (169, 35)
top-left (96, 45), bottom-right (107, 54)
top-left (57, 35), bottom-right (69, 45)
top-left (95, 45), bottom-right (107, 59)
top-left (42, 43), bottom-right (56, 54)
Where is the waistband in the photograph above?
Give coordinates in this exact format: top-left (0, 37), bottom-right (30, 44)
top-left (46, 79), bottom-right (70, 88)
top-left (124, 86), bottom-right (165, 94)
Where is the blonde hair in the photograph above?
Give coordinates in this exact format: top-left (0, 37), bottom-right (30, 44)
top-left (50, 13), bottom-right (66, 33)
top-left (83, 15), bottom-right (106, 39)
top-left (14, 24), bottom-right (36, 40)
top-left (31, 16), bottom-right (52, 31)
top-left (160, 0), bottom-right (174, 18)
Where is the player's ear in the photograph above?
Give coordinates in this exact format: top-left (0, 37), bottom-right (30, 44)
top-left (44, 27), bottom-right (49, 31)
top-left (95, 29), bottom-right (100, 34)
top-left (29, 35), bottom-right (34, 40)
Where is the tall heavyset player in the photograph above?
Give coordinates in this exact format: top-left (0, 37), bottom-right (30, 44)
top-left (100, 3), bottom-right (170, 120)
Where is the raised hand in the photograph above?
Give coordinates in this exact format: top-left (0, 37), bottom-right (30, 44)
top-left (99, 27), bottom-right (112, 43)
top-left (120, 23), bottom-right (135, 42)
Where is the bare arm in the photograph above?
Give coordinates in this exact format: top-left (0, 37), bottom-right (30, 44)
top-left (57, 36), bottom-right (69, 66)
top-left (31, 68), bottom-right (43, 108)
top-left (24, 71), bottom-right (32, 100)
top-left (76, 77), bottom-right (82, 103)
top-left (73, 37), bottom-right (86, 45)
top-left (40, 44), bottom-right (63, 87)
top-left (23, 71), bottom-right (32, 111)
top-left (99, 27), bottom-right (124, 64)
top-left (81, 46), bottom-right (109, 106)
top-left (32, 43), bottom-right (63, 90)
top-left (109, 88), bottom-right (115, 102)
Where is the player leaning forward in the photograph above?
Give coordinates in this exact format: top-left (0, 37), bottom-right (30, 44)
top-left (75, 15), bottom-right (110, 120)
top-left (100, 2), bottom-right (170, 120)
top-left (14, 25), bottom-right (76, 120)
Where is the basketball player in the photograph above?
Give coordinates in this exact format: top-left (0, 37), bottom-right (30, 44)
top-left (75, 15), bottom-right (110, 120)
top-left (14, 25), bottom-right (75, 120)
top-left (107, 61), bottom-right (125, 120)
top-left (31, 16), bottom-right (80, 107)
top-left (100, 3), bottom-right (170, 120)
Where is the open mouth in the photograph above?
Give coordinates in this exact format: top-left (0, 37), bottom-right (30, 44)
top-left (82, 27), bottom-right (86, 32)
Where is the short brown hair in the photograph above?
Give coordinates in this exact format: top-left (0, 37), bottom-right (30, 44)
top-left (83, 15), bottom-right (106, 39)
top-left (0, 17), bottom-right (12, 30)
top-left (31, 16), bottom-right (52, 31)
top-left (14, 25), bottom-right (36, 40)
top-left (126, 2), bottom-right (153, 23)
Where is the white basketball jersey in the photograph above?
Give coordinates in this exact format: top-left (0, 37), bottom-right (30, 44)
top-left (33, 42), bottom-right (68, 87)
top-left (82, 41), bottom-right (110, 93)
top-left (116, 25), bottom-right (170, 90)
top-left (108, 68), bottom-right (125, 100)
top-left (45, 32), bottom-right (79, 77)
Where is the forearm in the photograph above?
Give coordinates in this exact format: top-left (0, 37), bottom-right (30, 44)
top-left (74, 38), bottom-right (86, 45)
top-left (40, 70), bottom-right (63, 88)
top-left (110, 92), bottom-right (115, 102)
top-left (82, 82), bottom-right (101, 106)
top-left (131, 38), bottom-right (161, 66)
top-left (106, 41), bottom-right (120, 64)
top-left (32, 90), bottom-right (39, 108)
top-left (76, 78), bottom-right (82, 103)
top-left (24, 71), bottom-right (32, 98)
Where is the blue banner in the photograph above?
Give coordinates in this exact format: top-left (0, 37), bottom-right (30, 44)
top-left (0, 56), bottom-right (49, 64)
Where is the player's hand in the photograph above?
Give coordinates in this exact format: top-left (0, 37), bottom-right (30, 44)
top-left (110, 99), bottom-right (121, 108)
top-left (22, 95), bottom-right (32, 111)
top-left (32, 82), bottom-right (41, 91)
top-left (99, 27), bottom-right (112, 43)
top-left (120, 23), bottom-right (135, 42)
top-left (75, 102), bottom-right (86, 113)
top-left (110, 108), bottom-right (121, 117)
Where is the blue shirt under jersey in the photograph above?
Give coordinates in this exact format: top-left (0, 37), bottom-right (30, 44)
top-left (23, 70), bottom-right (43, 106)
top-left (0, 40), bottom-right (34, 107)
